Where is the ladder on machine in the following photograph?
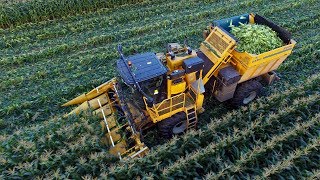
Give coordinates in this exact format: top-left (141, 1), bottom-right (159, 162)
top-left (186, 106), bottom-right (198, 130)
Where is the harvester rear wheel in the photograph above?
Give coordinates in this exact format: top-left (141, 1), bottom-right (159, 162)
top-left (230, 80), bottom-right (263, 107)
top-left (157, 112), bottom-right (187, 139)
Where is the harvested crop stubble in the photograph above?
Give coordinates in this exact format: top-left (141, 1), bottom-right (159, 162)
top-left (231, 23), bottom-right (283, 54)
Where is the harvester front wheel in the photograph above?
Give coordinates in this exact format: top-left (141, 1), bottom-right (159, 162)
top-left (230, 80), bottom-right (262, 107)
top-left (157, 112), bottom-right (187, 139)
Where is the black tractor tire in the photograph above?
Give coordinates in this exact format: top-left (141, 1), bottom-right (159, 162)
top-left (157, 112), bottom-right (187, 139)
top-left (229, 80), bottom-right (263, 107)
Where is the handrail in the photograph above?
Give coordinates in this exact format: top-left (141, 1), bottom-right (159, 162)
top-left (156, 93), bottom-right (185, 110)
top-left (144, 93), bottom-right (186, 118)
top-left (157, 101), bottom-right (184, 113)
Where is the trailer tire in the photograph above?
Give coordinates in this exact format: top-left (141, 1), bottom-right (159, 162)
top-left (157, 112), bottom-right (187, 139)
top-left (230, 80), bottom-right (263, 107)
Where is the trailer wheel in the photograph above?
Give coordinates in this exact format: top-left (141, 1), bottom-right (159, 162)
top-left (230, 80), bottom-right (263, 107)
top-left (157, 112), bottom-right (187, 139)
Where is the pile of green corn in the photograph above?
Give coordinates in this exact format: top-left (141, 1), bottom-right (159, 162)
top-left (231, 23), bottom-right (283, 54)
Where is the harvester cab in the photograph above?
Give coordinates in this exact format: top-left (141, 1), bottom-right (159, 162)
top-left (116, 45), bottom-right (168, 106)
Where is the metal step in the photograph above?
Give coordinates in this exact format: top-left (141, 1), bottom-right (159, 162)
top-left (185, 106), bottom-right (198, 130)
top-left (188, 117), bottom-right (196, 121)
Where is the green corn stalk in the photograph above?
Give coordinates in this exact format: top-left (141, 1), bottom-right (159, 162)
top-left (258, 128), bottom-right (320, 178)
top-left (209, 111), bottom-right (320, 179)
top-left (307, 169), bottom-right (320, 179)
top-left (0, 0), bottom-right (144, 29)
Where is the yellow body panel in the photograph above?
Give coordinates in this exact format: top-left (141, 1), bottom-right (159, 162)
top-left (171, 81), bottom-right (187, 95)
top-left (62, 78), bottom-right (117, 106)
top-left (196, 94), bottom-right (204, 110)
top-left (232, 39), bottom-right (296, 83)
top-left (200, 26), bottom-right (237, 85)
top-left (185, 72), bottom-right (196, 84)
top-left (166, 51), bottom-right (197, 71)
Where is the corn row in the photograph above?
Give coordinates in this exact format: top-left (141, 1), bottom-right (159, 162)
top-left (162, 93), bottom-right (319, 177)
top-left (1, 0), bottom-right (279, 66)
top-left (258, 126), bottom-right (320, 178)
top-left (208, 112), bottom-right (320, 179)
top-left (306, 169), bottom-right (320, 180)
top-left (0, 0), bottom-right (204, 40)
top-left (0, 20), bottom-right (204, 67)
top-left (1, 0), bottom-right (303, 51)
top-left (0, 114), bottom-right (118, 178)
top-left (0, 0), bottom-right (145, 28)
top-left (2, 0), bottom-right (314, 66)
top-left (0, 1), bottom-right (316, 68)
top-left (162, 120), bottom-right (261, 176)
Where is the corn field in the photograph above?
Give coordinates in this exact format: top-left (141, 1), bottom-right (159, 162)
top-left (0, 0), bottom-right (144, 28)
top-left (1, 0), bottom-right (319, 179)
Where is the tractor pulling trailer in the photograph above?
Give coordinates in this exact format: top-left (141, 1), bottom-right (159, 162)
top-left (63, 13), bottom-right (296, 159)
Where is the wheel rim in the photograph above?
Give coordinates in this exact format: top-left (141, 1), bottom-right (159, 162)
top-left (243, 91), bottom-right (257, 104)
top-left (172, 121), bottom-right (187, 134)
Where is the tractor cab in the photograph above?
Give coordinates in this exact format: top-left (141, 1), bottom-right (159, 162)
top-left (116, 52), bottom-right (168, 104)
top-left (117, 52), bottom-right (168, 87)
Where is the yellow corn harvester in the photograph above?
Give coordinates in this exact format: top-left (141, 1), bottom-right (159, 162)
top-left (63, 13), bottom-right (296, 159)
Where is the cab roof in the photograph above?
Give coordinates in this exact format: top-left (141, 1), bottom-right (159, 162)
top-left (117, 52), bottom-right (168, 85)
